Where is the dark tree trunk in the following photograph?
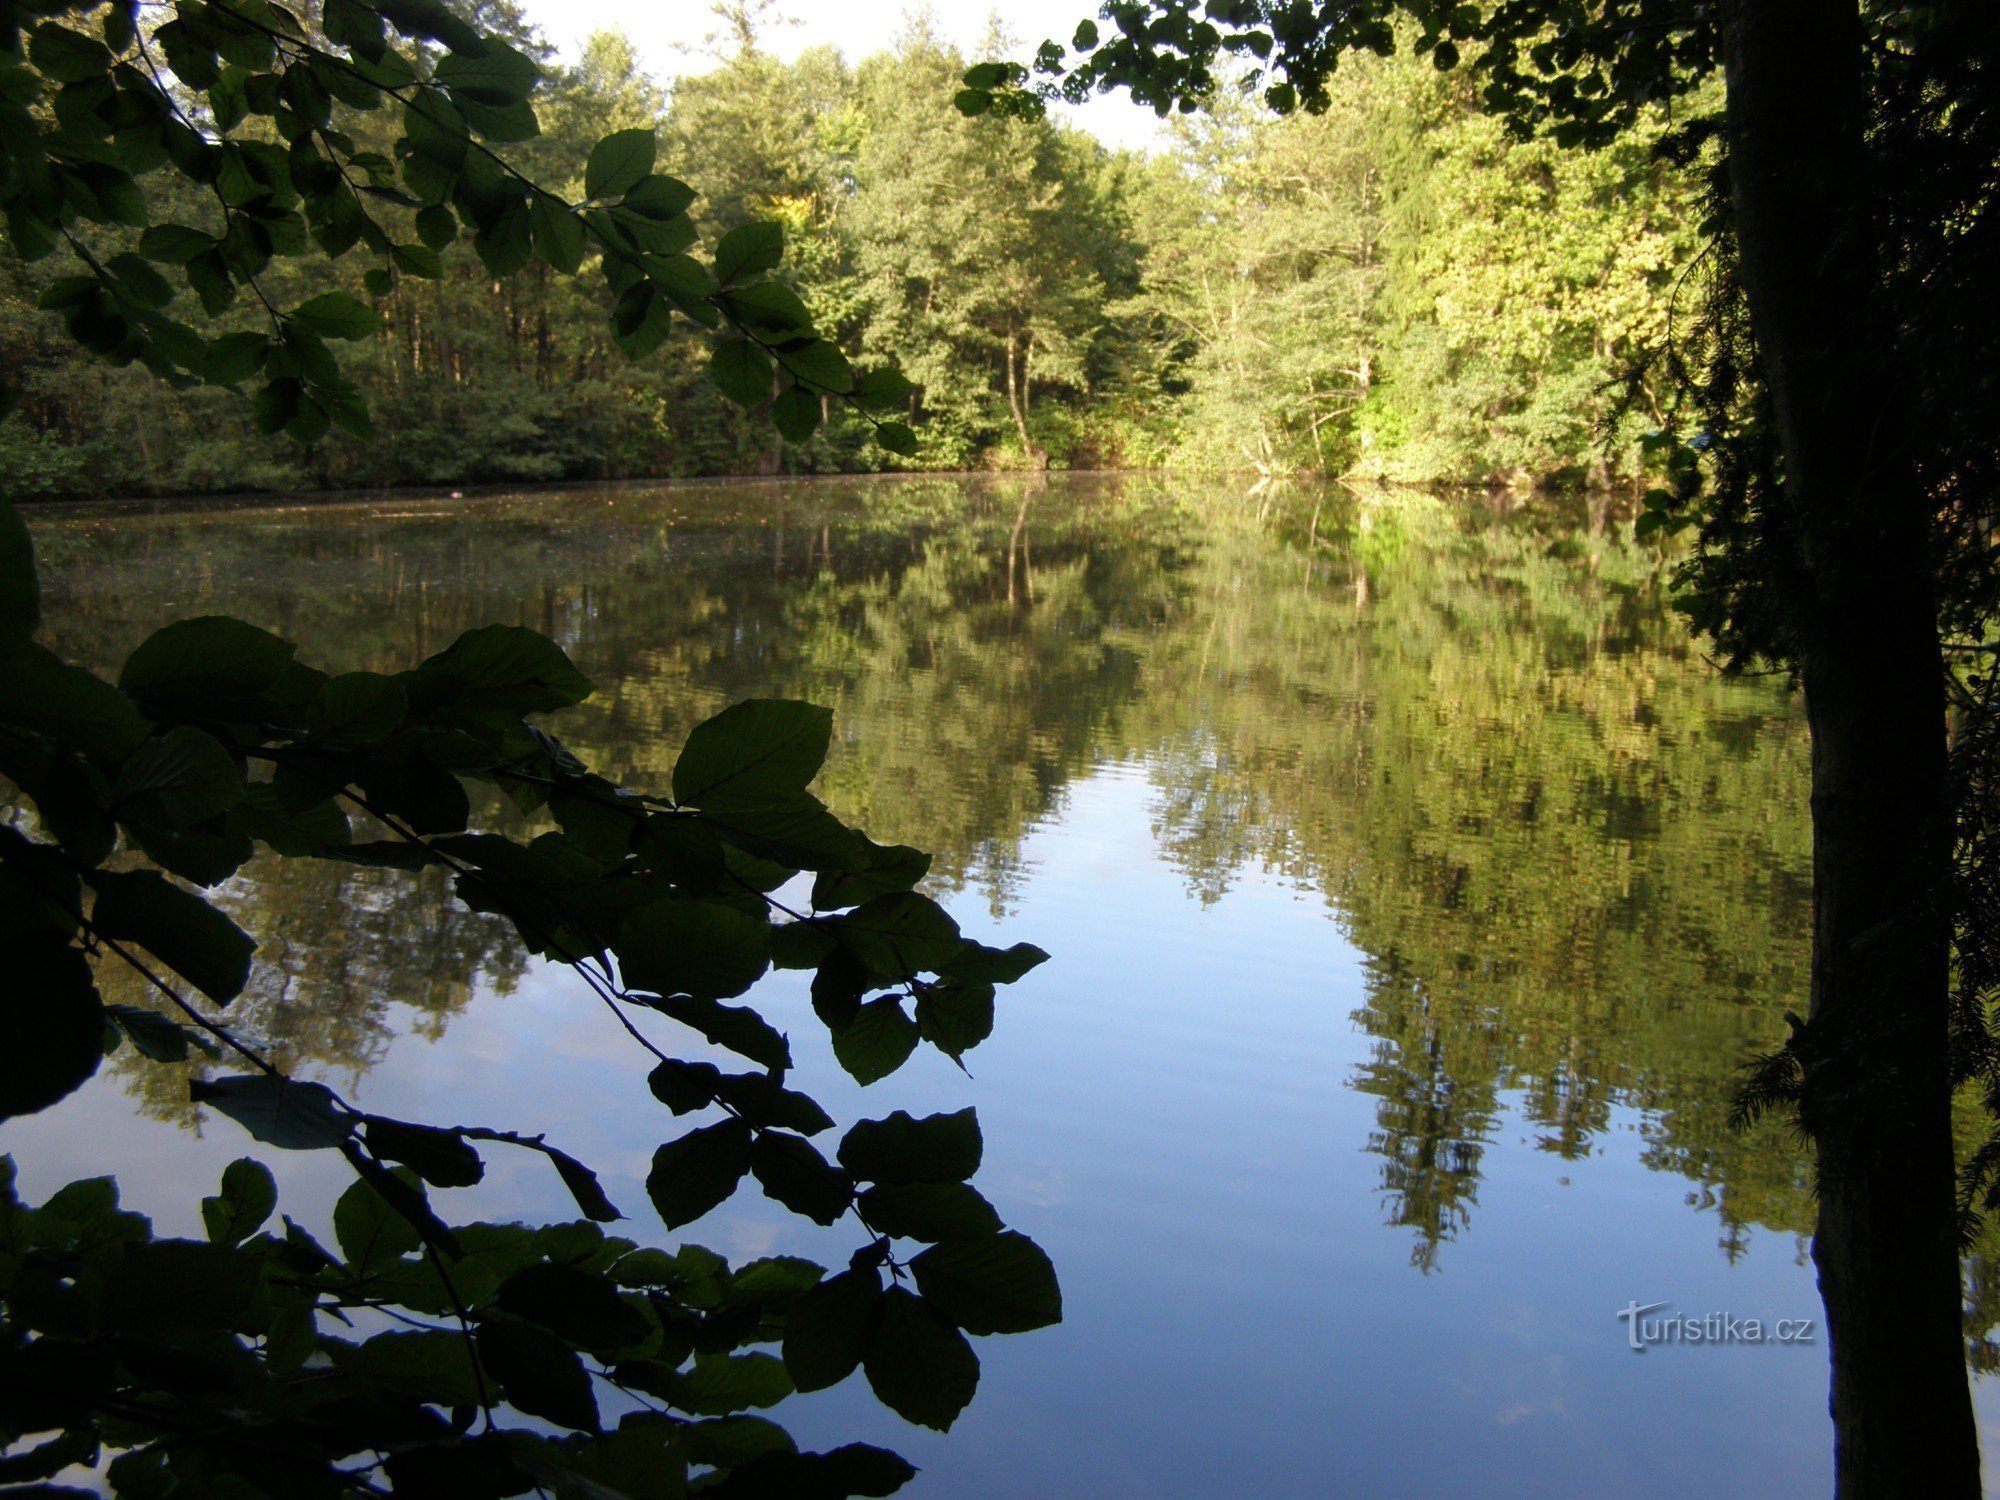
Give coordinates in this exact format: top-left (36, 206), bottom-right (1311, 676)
top-left (1723, 3), bottom-right (1976, 1494)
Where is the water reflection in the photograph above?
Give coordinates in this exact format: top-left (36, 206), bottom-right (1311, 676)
top-left (33, 475), bottom-right (1816, 1261)
top-left (45, 473), bottom-right (1996, 1492)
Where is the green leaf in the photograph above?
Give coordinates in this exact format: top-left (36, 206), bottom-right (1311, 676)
top-left (119, 615), bottom-right (297, 703)
top-left (291, 291), bottom-right (380, 341)
top-left (110, 725), bottom-right (244, 829)
top-left (833, 892), bottom-right (964, 978)
top-left (416, 203), bottom-right (459, 249)
top-left (831, 997), bottom-right (919, 1085)
top-left (365, 1117), bottom-right (484, 1187)
top-left (106, 1003), bottom-right (213, 1063)
top-left (748, 1132), bottom-right (852, 1225)
top-left (636, 994), bottom-right (791, 1072)
top-left (708, 1445), bottom-right (915, 1499)
top-left (477, 1319), bottom-right (600, 1431)
top-left (202, 331), bottom-right (268, 385)
top-left (623, 174), bottom-right (696, 220)
top-left (647, 1118), bottom-right (753, 1229)
top-left (0, 938), bottom-right (104, 1122)
top-left (863, 1287), bottom-right (978, 1431)
top-left (711, 339), bottom-right (773, 409)
top-left (875, 421), bottom-right (919, 457)
top-left (332, 1168), bottom-right (423, 1267)
top-left (857, 1182), bottom-right (1003, 1242)
top-left (915, 981), bottom-right (995, 1060)
top-left (909, 1231), bottom-right (1062, 1334)
top-left (532, 196), bottom-right (586, 274)
top-left (89, 869), bottom-right (254, 1002)
top-left (201, 1157), bottom-right (277, 1246)
top-left (673, 699), bottom-right (831, 807)
top-left (811, 844), bottom-right (930, 909)
top-left (411, 623), bottom-right (593, 712)
top-left (315, 670), bottom-right (409, 742)
top-left (30, 23), bottom-right (111, 83)
top-left (838, 1109), bottom-right (981, 1185)
top-left (617, 898), bottom-right (771, 1001)
top-left (0, 500), bottom-right (39, 652)
top-left (852, 367), bottom-right (914, 412)
top-left (474, 195), bottom-right (534, 276)
top-left (585, 128), bottom-right (656, 200)
top-left (337, 1330), bottom-right (484, 1407)
top-left (435, 39), bottom-right (540, 106)
top-left (0, 645), bottom-right (150, 757)
top-left (137, 223), bottom-right (214, 265)
top-left (725, 280), bottom-right (812, 333)
top-left (495, 1262), bottom-right (650, 1353)
top-left (940, 941), bottom-right (1048, 984)
top-left (775, 338), bottom-right (853, 395)
top-left (713, 220), bottom-right (783, 286)
top-left (392, 242), bottom-right (444, 278)
top-left (781, 1267), bottom-right (882, 1393)
top-left (192, 1075), bottom-right (354, 1151)
top-left (667, 1351), bottom-right (793, 1415)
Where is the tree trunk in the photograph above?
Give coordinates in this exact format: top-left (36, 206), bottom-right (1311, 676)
top-left (1004, 331), bottom-right (1048, 471)
top-left (1723, 4), bottom-right (1976, 1494)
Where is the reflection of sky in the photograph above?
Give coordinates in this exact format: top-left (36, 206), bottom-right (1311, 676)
top-left (13, 761), bottom-right (1961, 1497)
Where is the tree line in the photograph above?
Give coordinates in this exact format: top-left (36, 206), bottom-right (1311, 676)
top-left (0, 7), bottom-right (1703, 498)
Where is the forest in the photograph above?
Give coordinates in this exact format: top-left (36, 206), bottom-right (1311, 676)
top-left (0, 6), bottom-right (1703, 498)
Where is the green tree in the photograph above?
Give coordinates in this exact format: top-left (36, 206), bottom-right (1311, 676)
top-left (966, 1), bottom-right (2000, 1491)
top-left (848, 23), bottom-right (1127, 468)
top-left (0, 1), bottom-right (1043, 1494)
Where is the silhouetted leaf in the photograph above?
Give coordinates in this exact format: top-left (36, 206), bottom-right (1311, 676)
top-left (909, 1231), bottom-right (1062, 1334)
top-left (119, 615), bottom-right (296, 704)
top-left (857, 1183), bottom-right (1002, 1242)
top-left (495, 1262), bottom-right (650, 1353)
top-left (831, 998), bottom-right (919, 1085)
top-left (781, 1267), bottom-right (882, 1393)
top-left (618, 898), bottom-right (771, 1000)
top-left (365, 1118), bottom-right (484, 1187)
top-left (838, 1110), bottom-right (981, 1185)
top-left (749, 1132), bottom-right (852, 1225)
top-left (647, 1118), bottom-right (752, 1229)
top-left (637, 994), bottom-right (791, 1071)
top-left (0, 500), bottom-right (38, 651)
top-left (89, 869), bottom-right (254, 1003)
top-left (0, 938), bottom-right (103, 1122)
top-left (673, 699), bottom-right (832, 807)
top-left (863, 1287), bottom-right (977, 1431)
top-left (193, 1075), bottom-right (353, 1151)
top-left (200, 1158), bottom-right (276, 1246)
top-left (477, 1319), bottom-right (600, 1430)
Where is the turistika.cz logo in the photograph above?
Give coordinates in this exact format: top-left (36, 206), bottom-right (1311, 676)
top-left (1615, 1300), bottom-right (1816, 1352)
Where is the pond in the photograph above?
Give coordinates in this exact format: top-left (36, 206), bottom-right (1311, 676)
top-left (8, 472), bottom-right (1995, 1496)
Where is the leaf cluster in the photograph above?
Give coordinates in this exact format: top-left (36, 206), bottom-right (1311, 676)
top-left (0, 469), bottom-right (1054, 1491)
top-left (0, 0), bottom-right (912, 448)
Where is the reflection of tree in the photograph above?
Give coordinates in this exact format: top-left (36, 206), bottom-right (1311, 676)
top-left (29, 478), bottom-right (1832, 1267)
top-left (98, 859), bottom-right (525, 1123)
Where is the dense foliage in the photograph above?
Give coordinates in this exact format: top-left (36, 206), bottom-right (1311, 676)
top-left (0, 2), bottom-right (1061, 1494)
top-left (0, 10), bottom-right (1706, 496)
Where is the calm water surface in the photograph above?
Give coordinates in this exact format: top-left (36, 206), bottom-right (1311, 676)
top-left (9, 473), bottom-right (1995, 1496)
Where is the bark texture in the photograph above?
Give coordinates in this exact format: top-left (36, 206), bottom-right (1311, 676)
top-left (1723, 1), bottom-right (1976, 1492)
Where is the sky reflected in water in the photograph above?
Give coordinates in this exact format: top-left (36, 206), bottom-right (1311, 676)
top-left (11, 473), bottom-right (1999, 1496)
